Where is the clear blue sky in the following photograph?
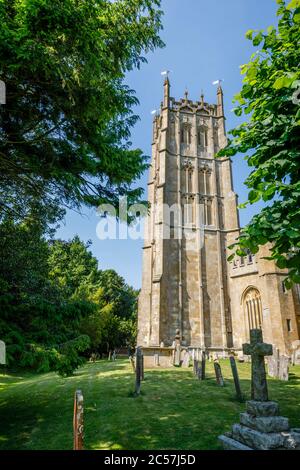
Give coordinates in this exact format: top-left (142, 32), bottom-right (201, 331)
top-left (56, 0), bottom-right (278, 289)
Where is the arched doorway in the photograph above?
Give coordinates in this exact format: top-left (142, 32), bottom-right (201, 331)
top-left (242, 287), bottom-right (262, 332)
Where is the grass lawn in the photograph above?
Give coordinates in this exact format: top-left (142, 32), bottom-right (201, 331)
top-left (0, 359), bottom-right (300, 450)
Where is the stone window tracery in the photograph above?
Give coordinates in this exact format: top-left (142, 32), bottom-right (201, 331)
top-left (181, 124), bottom-right (192, 144)
top-left (199, 166), bottom-right (212, 195)
top-left (242, 287), bottom-right (262, 332)
top-left (200, 196), bottom-right (213, 226)
top-left (198, 126), bottom-right (208, 148)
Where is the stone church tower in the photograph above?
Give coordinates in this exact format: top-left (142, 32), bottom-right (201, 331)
top-left (138, 78), bottom-right (300, 364)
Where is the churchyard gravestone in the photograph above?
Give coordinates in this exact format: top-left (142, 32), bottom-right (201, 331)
top-left (214, 361), bottom-right (224, 387)
top-left (267, 347), bottom-right (279, 379)
top-left (230, 355), bottom-right (243, 402)
top-left (193, 359), bottom-right (198, 376)
top-left (237, 351), bottom-right (245, 363)
top-left (154, 352), bottom-right (160, 366)
top-left (140, 351), bottom-right (145, 381)
top-left (267, 348), bottom-right (289, 381)
top-left (134, 347), bottom-right (142, 396)
top-left (219, 329), bottom-right (300, 450)
top-left (173, 329), bottom-right (181, 366)
top-left (201, 351), bottom-right (206, 380)
top-left (278, 355), bottom-right (289, 381)
top-left (73, 390), bottom-right (84, 450)
top-left (182, 350), bottom-right (190, 368)
top-left (291, 340), bottom-right (300, 366)
top-left (0, 340), bottom-right (5, 365)
top-left (197, 362), bottom-right (202, 380)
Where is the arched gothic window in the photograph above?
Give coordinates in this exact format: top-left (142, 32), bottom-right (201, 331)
top-left (182, 195), bottom-right (195, 225)
top-left (198, 127), bottom-right (208, 148)
top-left (242, 287), bottom-right (262, 332)
top-left (199, 197), bottom-right (213, 226)
top-left (199, 168), bottom-right (212, 195)
top-left (181, 124), bottom-right (192, 144)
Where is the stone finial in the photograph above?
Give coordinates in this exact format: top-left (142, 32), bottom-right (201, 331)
top-left (217, 84), bottom-right (224, 116)
top-left (163, 76), bottom-right (170, 108)
top-left (184, 88), bottom-right (188, 100)
top-left (200, 90), bottom-right (204, 105)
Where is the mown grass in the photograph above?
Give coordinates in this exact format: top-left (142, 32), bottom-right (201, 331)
top-left (0, 359), bottom-right (300, 450)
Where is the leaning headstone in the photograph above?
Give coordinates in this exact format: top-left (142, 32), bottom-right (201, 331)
top-left (267, 347), bottom-right (279, 378)
top-left (73, 390), bottom-right (84, 450)
top-left (230, 355), bottom-right (243, 402)
top-left (0, 340), bottom-right (6, 365)
top-left (134, 347), bottom-right (142, 396)
top-left (278, 355), bottom-right (289, 381)
top-left (214, 361), bottom-right (224, 387)
top-left (219, 329), bottom-right (300, 450)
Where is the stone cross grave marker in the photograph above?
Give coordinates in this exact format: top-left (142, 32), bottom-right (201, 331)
top-left (0, 340), bottom-right (5, 365)
top-left (73, 390), bottom-right (84, 450)
top-left (229, 355), bottom-right (243, 402)
top-left (243, 329), bottom-right (273, 402)
top-left (214, 360), bottom-right (224, 387)
top-left (135, 346), bottom-right (142, 396)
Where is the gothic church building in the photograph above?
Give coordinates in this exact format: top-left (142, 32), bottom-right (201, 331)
top-left (138, 78), bottom-right (300, 364)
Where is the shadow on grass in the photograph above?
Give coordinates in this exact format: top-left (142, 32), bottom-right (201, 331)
top-left (0, 360), bottom-right (300, 450)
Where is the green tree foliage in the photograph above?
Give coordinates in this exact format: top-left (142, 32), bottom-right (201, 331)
top-left (0, 224), bottom-right (138, 374)
top-left (0, 0), bottom-right (164, 221)
top-left (219, 0), bottom-right (300, 286)
top-left (48, 236), bottom-right (100, 300)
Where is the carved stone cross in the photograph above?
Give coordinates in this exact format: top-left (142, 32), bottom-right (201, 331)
top-left (243, 329), bottom-right (273, 402)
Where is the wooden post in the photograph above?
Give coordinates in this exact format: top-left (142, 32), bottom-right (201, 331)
top-left (214, 360), bottom-right (225, 387)
top-left (229, 355), bottom-right (243, 401)
top-left (135, 347), bottom-right (142, 396)
top-left (73, 390), bottom-right (84, 450)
